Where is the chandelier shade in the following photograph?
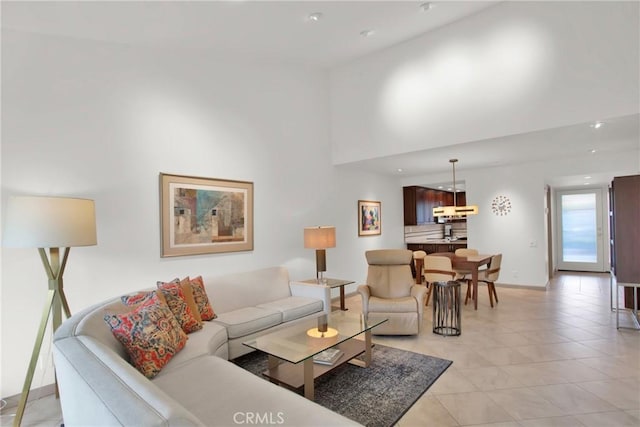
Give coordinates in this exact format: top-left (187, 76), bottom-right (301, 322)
top-left (432, 159), bottom-right (478, 218)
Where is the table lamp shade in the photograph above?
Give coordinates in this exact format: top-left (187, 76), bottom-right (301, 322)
top-left (3, 196), bottom-right (97, 248)
top-left (304, 226), bottom-right (336, 249)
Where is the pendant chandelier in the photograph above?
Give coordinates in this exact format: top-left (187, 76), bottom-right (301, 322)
top-left (433, 159), bottom-right (479, 217)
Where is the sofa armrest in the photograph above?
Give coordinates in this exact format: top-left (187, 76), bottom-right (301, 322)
top-left (289, 281), bottom-right (332, 314)
top-left (357, 285), bottom-right (371, 314)
top-left (54, 336), bottom-right (203, 427)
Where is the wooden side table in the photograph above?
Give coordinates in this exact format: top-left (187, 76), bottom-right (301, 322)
top-left (301, 278), bottom-right (355, 311)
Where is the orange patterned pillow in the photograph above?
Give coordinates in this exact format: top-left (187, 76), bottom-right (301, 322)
top-left (157, 279), bottom-right (203, 333)
top-left (104, 292), bottom-right (187, 378)
top-left (177, 277), bottom-right (202, 324)
top-left (189, 276), bottom-right (216, 320)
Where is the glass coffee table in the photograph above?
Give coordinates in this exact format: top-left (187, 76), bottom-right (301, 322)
top-left (243, 311), bottom-right (387, 400)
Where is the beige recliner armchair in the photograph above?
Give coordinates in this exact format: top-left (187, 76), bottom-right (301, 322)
top-left (357, 249), bottom-right (427, 335)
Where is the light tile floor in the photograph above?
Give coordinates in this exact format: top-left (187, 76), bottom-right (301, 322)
top-left (1, 272), bottom-right (638, 427)
top-left (392, 272), bottom-right (640, 427)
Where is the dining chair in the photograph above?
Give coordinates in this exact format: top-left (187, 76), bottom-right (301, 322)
top-left (423, 255), bottom-right (457, 306)
top-left (465, 253), bottom-right (502, 308)
top-left (454, 248), bottom-right (478, 257)
top-left (453, 248), bottom-right (479, 280)
top-left (413, 250), bottom-right (427, 284)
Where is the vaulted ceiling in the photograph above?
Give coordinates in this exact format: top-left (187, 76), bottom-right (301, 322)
top-left (2, 1), bottom-right (638, 187)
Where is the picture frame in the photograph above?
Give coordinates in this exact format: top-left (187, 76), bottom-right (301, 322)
top-left (160, 173), bottom-right (254, 257)
top-left (358, 200), bottom-right (381, 236)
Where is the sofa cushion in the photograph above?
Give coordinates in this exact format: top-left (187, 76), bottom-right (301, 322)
top-left (104, 292), bottom-right (188, 378)
top-left (155, 321), bottom-right (228, 376)
top-left (368, 296), bottom-right (417, 313)
top-left (152, 355), bottom-right (359, 426)
top-left (257, 296), bottom-right (323, 322)
top-left (213, 307), bottom-right (281, 339)
top-left (204, 267), bottom-right (291, 314)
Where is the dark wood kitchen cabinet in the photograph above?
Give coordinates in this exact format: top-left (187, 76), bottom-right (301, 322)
top-left (406, 243), bottom-right (438, 254)
top-left (456, 192), bottom-right (466, 206)
top-left (404, 186), bottom-right (439, 225)
top-left (611, 175), bottom-right (640, 309)
top-left (404, 186), bottom-right (467, 225)
top-left (424, 189), bottom-right (437, 224)
top-left (442, 191), bottom-right (453, 207)
top-left (407, 242), bottom-right (467, 254)
top-left (404, 186), bottom-right (425, 225)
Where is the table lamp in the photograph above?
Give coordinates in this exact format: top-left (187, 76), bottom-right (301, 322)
top-left (2, 196), bottom-right (97, 427)
top-left (304, 226), bottom-right (335, 284)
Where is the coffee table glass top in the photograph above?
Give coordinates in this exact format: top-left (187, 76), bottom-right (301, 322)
top-left (243, 311), bottom-right (387, 364)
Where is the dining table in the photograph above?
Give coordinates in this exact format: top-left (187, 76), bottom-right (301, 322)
top-left (416, 252), bottom-right (493, 310)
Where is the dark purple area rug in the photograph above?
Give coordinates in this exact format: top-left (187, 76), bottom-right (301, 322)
top-left (233, 344), bottom-right (452, 427)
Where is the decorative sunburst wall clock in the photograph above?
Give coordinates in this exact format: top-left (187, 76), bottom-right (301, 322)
top-left (491, 195), bottom-right (512, 216)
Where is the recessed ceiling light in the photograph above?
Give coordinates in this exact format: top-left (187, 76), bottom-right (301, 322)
top-left (583, 182), bottom-right (590, 185)
top-left (360, 29), bottom-right (375, 37)
top-left (420, 2), bottom-right (434, 12)
top-left (590, 149), bottom-right (597, 154)
top-left (590, 121), bottom-right (604, 129)
top-left (308, 12), bottom-right (322, 22)
top-left (584, 176), bottom-right (591, 179)
top-left (447, 187), bottom-right (452, 191)
top-left (397, 168), bottom-right (403, 173)
top-left (438, 186), bottom-right (443, 189)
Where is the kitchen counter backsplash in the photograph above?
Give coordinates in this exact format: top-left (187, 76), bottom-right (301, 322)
top-left (404, 223), bottom-right (467, 242)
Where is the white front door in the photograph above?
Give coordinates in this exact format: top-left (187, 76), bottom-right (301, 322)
top-left (556, 188), bottom-right (606, 272)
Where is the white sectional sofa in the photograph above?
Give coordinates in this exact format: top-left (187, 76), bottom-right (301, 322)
top-left (52, 266), bottom-right (360, 426)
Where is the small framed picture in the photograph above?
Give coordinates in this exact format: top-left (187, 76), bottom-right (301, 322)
top-left (358, 200), bottom-right (381, 236)
top-left (160, 173), bottom-right (253, 257)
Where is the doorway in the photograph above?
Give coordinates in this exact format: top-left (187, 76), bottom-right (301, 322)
top-left (556, 188), bottom-right (606, 272)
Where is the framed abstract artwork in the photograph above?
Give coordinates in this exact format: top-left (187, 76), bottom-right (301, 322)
top-left (160, 173), bottom-right (253, 257)
top-left (358, 200), bottom-right (381, 236)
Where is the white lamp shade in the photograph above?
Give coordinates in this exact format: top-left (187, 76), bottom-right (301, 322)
top-left (3, 196), bottom-right (97, 248)
top-left (304, 226), bottom-right (336, 249)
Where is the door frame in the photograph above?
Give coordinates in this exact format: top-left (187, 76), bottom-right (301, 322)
top-left (555, 187), bottom-right (609, 272)
top-left (546, 186), bottom-right (553, 280)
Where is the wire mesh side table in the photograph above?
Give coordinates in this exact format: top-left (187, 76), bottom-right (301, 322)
top-left (432, 281), bottom-right (461, 336)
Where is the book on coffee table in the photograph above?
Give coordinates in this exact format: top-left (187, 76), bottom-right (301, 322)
top-left (313, 348), bottom-right (343, 365)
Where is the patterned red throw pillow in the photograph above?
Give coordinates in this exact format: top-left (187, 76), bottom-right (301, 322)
top-left (104, 292), bottom-right (187, 378)
top-left (120, 292), bottom-right (150, 306)
top-left (157, 279), bottom-right (203, 333)
top-left (189, 276), bottom-right (216, 320)
top-left (121, 290), bottom-right (163, 306)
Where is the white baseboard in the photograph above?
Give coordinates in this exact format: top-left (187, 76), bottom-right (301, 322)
top-left (0, 383), bottom-right (56, 414)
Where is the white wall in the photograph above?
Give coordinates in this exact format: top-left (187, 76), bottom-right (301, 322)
top-left (0, 31), bottom-right (404, 398)
top-left (330, 1), bottom-right (639, 164)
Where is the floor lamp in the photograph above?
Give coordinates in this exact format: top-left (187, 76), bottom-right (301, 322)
top-left (2, 196), bottom-right (97, 427)
top-left (304, 226), bottom-right (336, 284)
